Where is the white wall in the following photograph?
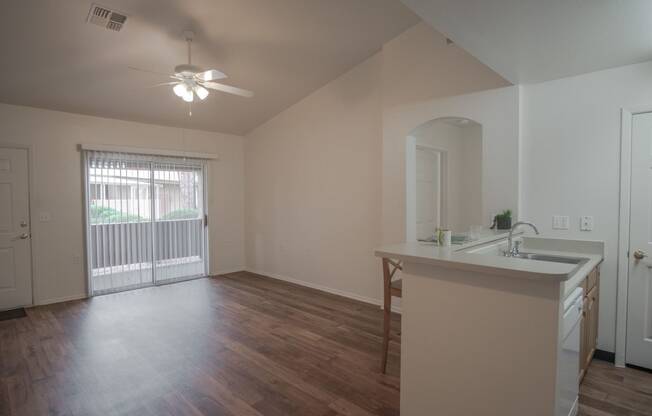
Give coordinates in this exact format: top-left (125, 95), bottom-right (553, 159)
top-left (520, 60), bottom-right (652, 352)
top-left (245, 22), bottom-right (510, 304)
top-left (462, 124), bottom-right (483, 228)
top-left (0, 103), bottom-right (245, 305)
top-left (382, 86), bottom-right (520, 247)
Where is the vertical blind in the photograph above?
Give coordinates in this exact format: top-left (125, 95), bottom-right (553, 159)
top-left (84, 150), bottom-right (207, 295)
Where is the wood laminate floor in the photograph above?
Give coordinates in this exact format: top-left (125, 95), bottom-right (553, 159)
top-left (0, 271), bottom-right (649, 415)
top-left (580, 360), bottom-right (652, 415)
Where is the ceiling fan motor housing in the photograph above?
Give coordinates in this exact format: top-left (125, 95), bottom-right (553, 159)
top-left (174, 64), bottom-right (202, 76)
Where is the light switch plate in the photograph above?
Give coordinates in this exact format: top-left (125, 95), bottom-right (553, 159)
top-left (552, 215), bottom-right (569, 230)
top-left (39, 212), bottom-right (51, 222)
top-left (580, 216), bottom-right (594, 231)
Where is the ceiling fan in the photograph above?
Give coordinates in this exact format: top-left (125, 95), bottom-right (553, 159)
top-left (130, 31), bottom-right (253, 106)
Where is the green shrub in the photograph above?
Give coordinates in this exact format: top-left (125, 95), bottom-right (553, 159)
top-left (90, 205), bottom-right (143, 224)
top-left (161, 208), bottom-right (199, 220)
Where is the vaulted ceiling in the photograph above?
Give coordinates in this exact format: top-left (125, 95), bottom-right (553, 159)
top-left (0, 0), bottom-right (418, 134)
top-left (402, 0), bottom-right (652, 84)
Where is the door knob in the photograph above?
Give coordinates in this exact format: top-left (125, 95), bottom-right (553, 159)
top-left (633, 249), bottom-right (648, 260)
top-left (12, 233), bottom-right (29, 241)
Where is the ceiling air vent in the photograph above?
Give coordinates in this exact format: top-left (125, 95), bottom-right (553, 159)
top-left (87, 4), bottom-right (127, 32)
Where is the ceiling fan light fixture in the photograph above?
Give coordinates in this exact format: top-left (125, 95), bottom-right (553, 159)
top-left (173, 83), bottom-right (187, 98)
top-left (131, 30), bottom-right (253, 110)
top-left (194, 85), bottom-right (209, 100)
top-left (182, 89), bottom-right (194, 102)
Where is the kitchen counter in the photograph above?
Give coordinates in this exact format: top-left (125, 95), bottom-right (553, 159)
top-left (375, 234), bottom-right (603, 284)
top-left (375, 235), bottom-right (604, 416)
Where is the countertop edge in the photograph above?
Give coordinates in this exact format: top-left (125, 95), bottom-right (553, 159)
top-left (374, 248), bottom-right (571, 281)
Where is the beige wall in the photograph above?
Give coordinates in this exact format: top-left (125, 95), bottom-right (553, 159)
top-left (381, 24), bottom-right (516, 248)
top-left (381, 23), bottom-right (510, 111)
top-left (3, 22), bottom-right (511, 307)
top-left (0, 103), bottom-right (245, 305)
top-left (245, 54), bottom-right (383, 302)
top-left (245, 22), bottom-right (511, 303)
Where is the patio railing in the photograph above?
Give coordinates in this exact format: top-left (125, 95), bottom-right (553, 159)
top-left (89, 219), bottom-right (204, 271)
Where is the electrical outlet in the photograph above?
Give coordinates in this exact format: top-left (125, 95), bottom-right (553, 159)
top-left (72, 255), bottom-right (82, 265)
top-left (580, 216), bottom-right (594, 231)
top-left (552, 216), bottom-right (569, 230)
top-left (39, 212), bottom-right (51, 222)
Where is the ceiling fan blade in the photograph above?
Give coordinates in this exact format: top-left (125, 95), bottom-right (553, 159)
top-left (145, 81), bottom-right (179, 88)
top-left (196, 69), bottom-right (227, 82)
top-left (128, 66), bottom-right (174, 77)
top-left (202, 81), bottom-right (254, 98)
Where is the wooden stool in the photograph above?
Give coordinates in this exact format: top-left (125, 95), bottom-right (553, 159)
top-left (381, 257), bottom-right (402, 374)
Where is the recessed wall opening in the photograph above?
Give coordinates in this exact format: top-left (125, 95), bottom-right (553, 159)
top-left (406, 117), bottom-right (483, 243)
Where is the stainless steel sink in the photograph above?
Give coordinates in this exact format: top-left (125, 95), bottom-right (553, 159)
top-left (511, 252), bottom-right (588, 265)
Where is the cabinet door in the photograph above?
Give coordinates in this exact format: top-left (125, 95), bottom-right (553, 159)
top-left (585, 286), bottom-right (598, 369)
top-left (579, 295), bottom-right (589, 379)
top-left (589, 285), bottom-right (599, 355)
top-left (593, 271), bottom-right (600, 346)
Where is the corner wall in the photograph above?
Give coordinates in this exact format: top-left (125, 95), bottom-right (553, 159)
top-left (0, 103), bottom-right (246, 305)
top-left (245, 54), bottom-right (384, 302)
top-left (245, 22), bottom-right (510, 303)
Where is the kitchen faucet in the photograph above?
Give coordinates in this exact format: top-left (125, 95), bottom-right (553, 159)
top-left (505, 221), bottom-right (540, 257)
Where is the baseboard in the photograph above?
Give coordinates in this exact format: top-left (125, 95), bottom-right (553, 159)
top-left (244, 268), bottom-right (401, 314)
top-left (213, 267), bottom-right (246, 276)
top-left (27, 272), bottom-right (403, 314)
top-left (31, 272), bottom-right (242, 307)
top-left (594, 349), bottom-right (615, 363)
top-left (34, 293), bottom-right (88, 306)
top-left (626, 363), bottom-right (652, 374)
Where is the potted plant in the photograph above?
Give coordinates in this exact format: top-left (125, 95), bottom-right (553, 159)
top-left (494, 210), bottom-right (512, 230)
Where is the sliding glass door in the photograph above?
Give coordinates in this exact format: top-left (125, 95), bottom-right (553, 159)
top-left (84, 151), bottom-right (208, 295)
top-left (152, 161), bottom-right (205, 283)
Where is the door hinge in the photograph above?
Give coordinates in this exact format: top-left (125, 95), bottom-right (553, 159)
top-left (204, 214), bottom-right (208, 227)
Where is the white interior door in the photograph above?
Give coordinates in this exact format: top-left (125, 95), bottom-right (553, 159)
top-left (0, 147), bottom-right (32, 310)
top-left (627, 112), bottom-right (652, 369)
top-left (416, 147), bottom-right (441, 240)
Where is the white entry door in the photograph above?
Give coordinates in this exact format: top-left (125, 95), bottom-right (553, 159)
top-left (0, 147), bottom-right (32, 310)
top-left (416, 147), bottom-right (442, 241)
top-left (627, 112), bottom-right (652, 369)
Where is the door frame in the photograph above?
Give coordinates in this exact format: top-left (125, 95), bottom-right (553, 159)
top-left (415, 144), bottom-right (448, 233)
top-left (0, 142), bottom-right (35, 307)
top-left (616, 106), bottom-right (652, 367)
top-left (406, 138), bottom-right (449, 242)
